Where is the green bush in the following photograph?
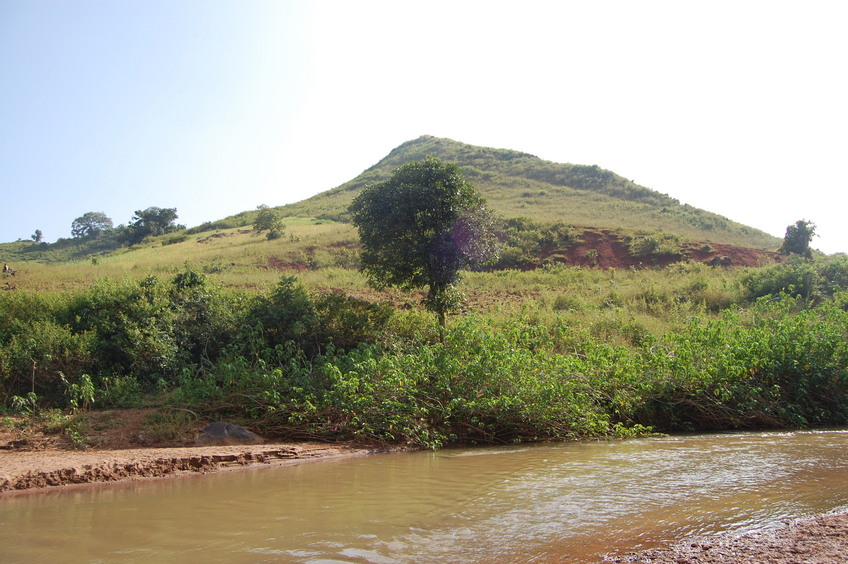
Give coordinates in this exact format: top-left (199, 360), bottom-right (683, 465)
top-left (0, 320), bottom-right (93, 401)
top-left (628, 232), bottom-right (681, 258)
top-left (742, 257), bottom-right (818, 300)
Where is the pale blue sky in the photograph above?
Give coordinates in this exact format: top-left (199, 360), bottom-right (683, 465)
top-left (1, 1), bottom-right (846, 253)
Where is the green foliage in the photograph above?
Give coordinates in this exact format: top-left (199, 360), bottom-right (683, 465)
top-left (125, 207), bottom-right (181, 245)
top-left (61, 373), bottom-right (95, 411)
top-left (742, 257), bottom-right (818, 300)
top-left (349, 156), bottom-right (499, 327)
top-left (10, 392), bottom-right (39, 416)
top-left (71, 212), bottom-right (114, 239)
top-left (638, 296), bottom-right (848, 430)
top-left (741, 255), bottom-right (848, 301)
top-left (313, 292), bottom-right (393, 351)
top-left (177, 292), bottom-right (848, 446)
top-left (493, 217), bottom-right (577, 269)
top-left (162, 234), bottom-right (189, 246)
top-left (0, 318), bottom-right (93, 401)
top-left (253, 205), bottom-right (285, 235)
top-left (4, 246), bottom-right (848, 450)
top-left (266, 228), bottom-right (284, 240)
top-left (247, 276), bottom-right (318, 351)
top-left (97, 375), bottom-right (143, 408)
top-left (780, 219), bottom-right (816, 258)
top-left (0, 270), bottom-right (390, 405)
top-left (628, 232), bottom-right (682, 258)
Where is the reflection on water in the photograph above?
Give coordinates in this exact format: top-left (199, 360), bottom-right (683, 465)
top-left (3, 430), bottom-right (848, 563)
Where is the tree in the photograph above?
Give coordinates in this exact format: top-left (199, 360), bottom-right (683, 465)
top-left (349, 157), bottom-right (499, 333)
top-left (31, 229), bottom-right (43, 243)
top-left (125, 207), bottom-right (181, 245)
top-left (71, 212), bottom-right (114, 239)
top-left (253, 205), bottom-right (285, 239)
top-left (780, 219), bottom-right (816, 259)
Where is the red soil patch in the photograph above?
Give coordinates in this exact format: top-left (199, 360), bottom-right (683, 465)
top-left (260, 229), bottom-right (779, 273)
top-left (553, 229), bottom-right (780, 269)
top-left (261, 257), bottom-right (308, 271)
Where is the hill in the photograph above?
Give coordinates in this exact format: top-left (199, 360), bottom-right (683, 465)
top-left (0, 135), bottom-right (782, 270)
top-left (272, 135), bottom-right (780, 249)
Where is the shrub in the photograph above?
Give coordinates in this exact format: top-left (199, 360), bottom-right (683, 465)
top-left (629, 232), bottom-right (681, 258)
top-left (741, 257), bottom-right (818, 300)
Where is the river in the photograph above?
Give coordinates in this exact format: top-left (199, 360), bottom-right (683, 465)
top-left (3, 430), bottom-right (848, 563)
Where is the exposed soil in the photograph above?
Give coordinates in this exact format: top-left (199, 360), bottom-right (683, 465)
top-left (604, 512), bottom-right (848, 563)
top-left (0, 409), bottom-right (382, 495)
top-left (259, 228), bottom-right (781, 274)
top-left (555, 229), bottom-right (781, 269)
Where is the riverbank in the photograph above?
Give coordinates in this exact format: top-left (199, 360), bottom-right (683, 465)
top-left (605, 511), bottom-right (848, 563)
top-left (0, 408), bottom-right (385, 494)
top-left (0, 441), bottom-right (381, 494)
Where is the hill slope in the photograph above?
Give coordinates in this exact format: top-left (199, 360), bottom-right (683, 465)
top-left (274, 135), bottom-right (780, 249)
top-left (0, 136), bottom-right (782, 268)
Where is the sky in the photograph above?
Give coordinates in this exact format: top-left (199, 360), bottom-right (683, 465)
top-left (1, 1), bottom-right (846, 253)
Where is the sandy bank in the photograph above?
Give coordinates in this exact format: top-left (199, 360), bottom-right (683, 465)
top-left (0, 442), bottom-right (378, 494)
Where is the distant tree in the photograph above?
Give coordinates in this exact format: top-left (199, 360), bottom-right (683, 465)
top-left (349, 157), bottom-right (499, 333)
top-left (31, 229), bottom-right (43, 243)
top-left (71, 212), bottom-right (114, 239)
top-left (253, 205), bottom-right (285, 239)
top-left (125, 207), bottom-right (181, 245)
top-left (780, 219), bottom-right (816, 259)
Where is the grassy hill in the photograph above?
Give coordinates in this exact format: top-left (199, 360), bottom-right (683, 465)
top-left (1, 135), bottom-right (781, 272)
top-left (272, 135), bottom-right (780, 249)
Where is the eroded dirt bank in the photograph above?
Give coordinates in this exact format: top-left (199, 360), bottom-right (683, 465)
top-left (0, 442), bottom-right (379, 494)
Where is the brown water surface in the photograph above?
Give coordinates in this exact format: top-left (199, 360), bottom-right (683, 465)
top-left (3, 430), bottom-right (848, 563)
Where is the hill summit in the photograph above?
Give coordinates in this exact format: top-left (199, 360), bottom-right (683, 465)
top-left (276, 135), bottom-right (779, 250)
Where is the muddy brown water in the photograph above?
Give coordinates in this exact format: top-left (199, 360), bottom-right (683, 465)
top-left (3, 430), bottom-right (848, 563)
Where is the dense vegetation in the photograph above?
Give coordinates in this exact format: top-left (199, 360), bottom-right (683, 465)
top-left (3, 253), bottom-right (847, 449)
top-left (0, 139), bottom-right (839, 450)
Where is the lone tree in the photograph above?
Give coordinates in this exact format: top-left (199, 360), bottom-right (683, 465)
top-left (349, 157), bottom-right (498, 333)
top-left (253, 205), bottom-right (285, 239)
top-left (125, 207), bottom-right (181, 244)
top-left (71, 211), bottom-right (114, 238)
top-left (780, 219), bottom-right (816, 258)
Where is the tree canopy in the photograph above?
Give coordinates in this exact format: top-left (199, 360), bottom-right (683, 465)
top-left (780, 219), bottom-right (816, 258)
top-left (71, 212), bottom-right (114, 239)
top-left (349, 157), bottom-right (498, 329)
top-left (126, 207), bottom-right (181, 244)
top-left (253, 205), bottom-right (285, 239)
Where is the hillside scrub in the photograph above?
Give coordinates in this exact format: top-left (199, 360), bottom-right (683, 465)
top-left (3, 258), bottom-right (848, 449)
